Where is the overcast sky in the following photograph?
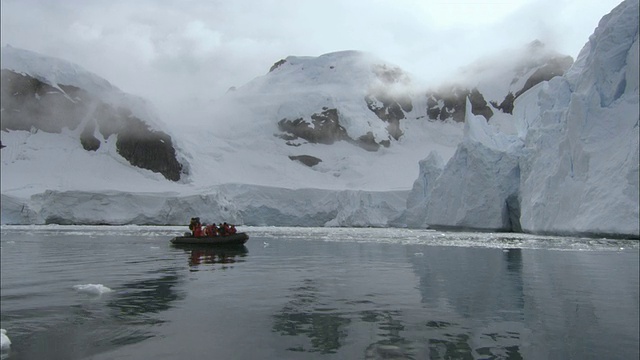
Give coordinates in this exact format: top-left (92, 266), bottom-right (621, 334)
top-left (0, 0), bottom-right (623, 120)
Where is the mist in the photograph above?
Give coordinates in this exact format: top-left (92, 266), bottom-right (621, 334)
top-left (0, 0), bottom-right (624, 125)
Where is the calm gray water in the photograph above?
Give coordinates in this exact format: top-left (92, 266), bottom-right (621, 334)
top-left (0, 226), bottom-right (638, 360)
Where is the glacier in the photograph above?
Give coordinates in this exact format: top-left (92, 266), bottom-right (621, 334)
top-left (408, 0), bottom-right (639, 238)
top-left (1, 186), bottom-right (408, 228)
top-left (409, 98), bottom-right (524, 232)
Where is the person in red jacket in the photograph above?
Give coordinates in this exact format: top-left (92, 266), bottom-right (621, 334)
top-left (205, 223), bottom-right (216, 237)
top-left (193, 224), bottom-right (203, 237)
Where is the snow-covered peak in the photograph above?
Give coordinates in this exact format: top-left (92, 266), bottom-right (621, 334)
top-left (233, 50), bottom-right (412, 108)
top-left (0, 45), bottom-right (166, 130)
top-left (267, 50), bottom-right (409, 87)
top-left (1, 45), bottom-right (187, 188)
top-left (455, 40), bottom-right (574, 104)
top-left (205, 49), bottom-right (418, 150)
top-left (1, 45), bottom-right (115, 96)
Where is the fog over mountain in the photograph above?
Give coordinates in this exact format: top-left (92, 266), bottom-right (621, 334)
top-left (1, 0), bottom-right (638, 238)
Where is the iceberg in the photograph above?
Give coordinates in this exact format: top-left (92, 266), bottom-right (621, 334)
top-left (72, 284), bottom-right (113, 295)
top-left (0, 329), bottom-right (10, 350)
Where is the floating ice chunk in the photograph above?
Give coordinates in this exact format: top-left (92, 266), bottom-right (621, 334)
top-left (73, 284), bottom-right (113, 295)
top-left (0, 329), bottom-right (10, 350)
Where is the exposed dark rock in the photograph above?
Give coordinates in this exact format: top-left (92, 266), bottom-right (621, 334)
top-left (491, 92), bottom-right (515, 114)
top-left (357, 132), bottom-right (380, 152)
top-left (289, 155), bottom-right (322, 167)
top-left (1, 69), bottom-right (89, 132)
top-left (80, 121), bottom-right (101, 151)
top-left (490, 55), bottom-right (573, 114)
top-left (469, 88), bottom-right (494, 120)
top-left (365, 64), bottom-right (413, 141)
top-left (425, 86), bottom-right (492, 122)
top-left (515, 56), bottom-right (573, 98)
top-left (94, 104), bottom-right (127, 139)
top-left (269, 59), bottom-right (287, 72)
top-left (0, 69), bottom-right (185, 182)
top-left (364, 92), bottom-right (411, 140)
top-left (114, 117), bottom-right (183, 182)
top-left (278, 108), bottom-right (392, 152)
top-left (278, 108), bottom-right (348, 145)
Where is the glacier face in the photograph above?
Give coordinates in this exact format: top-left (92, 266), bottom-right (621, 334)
top-left (0, 186), bottom-right (408, 228)
top-left (518, 0), bottom-right (639, 236)
top-left (409, 0), bottom-right (639, 237)
top-left (406, 99), bottom-right (524, 231)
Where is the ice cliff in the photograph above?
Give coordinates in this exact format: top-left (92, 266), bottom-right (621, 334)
top-left (407, 0), bottom-right (639, 237)
top-left (1, 186), bottom-right (408, 227)
top-left (518, 0), bottom-right (639, 236)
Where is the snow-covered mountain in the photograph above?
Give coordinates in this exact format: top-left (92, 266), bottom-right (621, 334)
top-left (170, 50), bottom-right (467, 192)
top-left (1, 0), bottom-right (637, 238)
top-left (1, 46), bottom-right (187, 186)
top-left (158, 46), bottom-right (572, 192)
top-left (404, 0), bottom-right (639, 238)
top-left (0, 42), bottom-right (572, 196)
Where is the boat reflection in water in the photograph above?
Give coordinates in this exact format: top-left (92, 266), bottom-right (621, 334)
top-left (172, 244), bottom-right (249, 271)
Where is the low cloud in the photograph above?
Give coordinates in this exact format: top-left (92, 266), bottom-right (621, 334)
top-left (0, 0), bottom-right (623, 124)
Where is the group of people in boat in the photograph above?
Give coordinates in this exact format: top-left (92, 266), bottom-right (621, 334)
top-left (189, 217), bottom-right (237, 237)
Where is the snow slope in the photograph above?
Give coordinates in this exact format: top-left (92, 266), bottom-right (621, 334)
top-left (163, 50), bottom-right (463, 191)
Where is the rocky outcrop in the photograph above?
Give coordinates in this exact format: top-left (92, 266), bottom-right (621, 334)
top-left (1, 69), bottom-right (90, 132)
top-left (0, 69), bottom-right (184, 181)
top-left (492, 55), bottom-right (574, 114)
top-left (289, 155), bottom-right (322, 167)
top-left (425, 86), bottom-right (493, 122)
top-left (425, 42), bottom-right (574, 121)
top-left (278, 108), bottom-right (348, 145)
top-left (278, 108), bottom-right (390, 152)
top-left (269, 59), bottom-right (287, 72)
top-left (365, 64), bottom-right (413, 140)
top-left (365, 91), bottom-right (412, 140)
